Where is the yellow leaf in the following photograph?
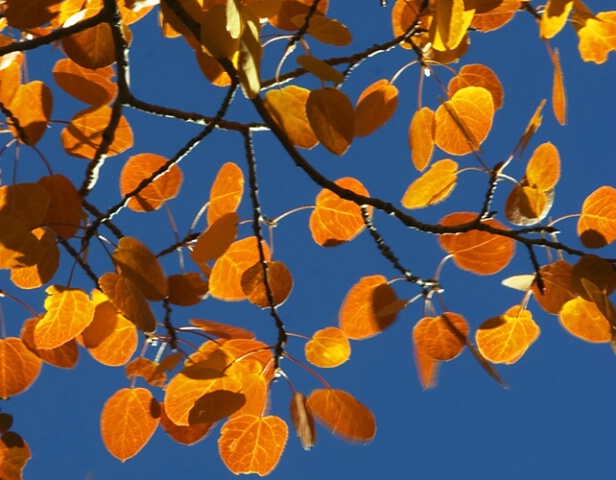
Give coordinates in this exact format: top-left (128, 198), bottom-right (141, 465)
top-left (431, 0), bottom-right (476, 51)
top-left (292, 15), bottom-right (352, 46)
top-left (305, 327), bottom-right (351, 368)
top-left (540, 0), bottom-right (574, 39)
top-left (296, 55), bottom-right (344, 85)
top-left (572, 10), bottom-right (616, 64)
top-left (401, 159), bottom-right (458, 209)
top-left (550, 48), bottom-right (566, 125)
top-left (409, 107), bottom-right (435, 171)
top-left (577, 186), bottom-right (616, 248)
top-left (306, 87), bottom-right (354, 155)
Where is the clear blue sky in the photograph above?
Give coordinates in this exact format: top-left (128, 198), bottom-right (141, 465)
top-left (4, 2), bottom-right (616, 479)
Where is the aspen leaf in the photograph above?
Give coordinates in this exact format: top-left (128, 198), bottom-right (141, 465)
top-left (514, 99), bottom-right (546, 158)
top-left (195, 49), bottom-right (232, 86)
top-left (526, 142), bottom-right (560, 190)
top-left (434, 86), bottom-right (494, 156)
top-left (505, 185), bottom-right (554, 226)
top-left (448, 64), bottom-right (504, 110)
top-left (61, 105), bottom-right (133, 159)
top-left (392, 0), bottom-right (427, 50)
top-left (112, 237), bottom-right (168, 301)
top-left (292, 15), bottom-right (352, 46)
top-left (430, 0), bottom-right (476, 51)
top-left (207, 162), bottom-right (244, 226)
top-left (550, 48), bottom-right (566, 125)
top-left (531, 260), bottom-right (576, 314)
top-left (0, 414), bottom-right (12, 434)
top-left (218, 414), bottom-right (287, 475)
top-left (309, 177), bottom-right (370, 247)
top-left (296, 55), bottom-right (344, 85)
top-left (0, 183), bottom-right (50, 230)
top-left (191, 212), bottom-right (239, 266)
top-left (189, 319), bottom-right (255, 340)
top-left (578, 186), bottom-right (616, 248)
top-left (4, 0), bottom-right (61, 29)
top-left (0, 51), bottom-right (22, 105)
top-left (101, 388), bottom-right (161, 462)
top-left (409, 107), bottom-right (435, 171)
top-left (306, 88), bottom-right (355, 156)
top-left (167, 273), bottom-right (209, 306)
top-left (413, 313), bottom-right (469, 361)
top-left (241, 261), bottom-right (293, 308)
top-left (339, 275), bottom-right (399, 340)
top-left (120, 153), bottom-right (183, 212)
top-left (53, 58), bottom-right (117, 106)
top-left (21, 318), bottom-right (78, 369)
top-left (306, 389), bottom-right (375, 443)
top-left (200, 4), bottom-right (239, 59)
top-left (34, 286), bottom-right (94, 349)
top-left (160, 403), bottom-right (213, 446)
top-left (571, 255), bottom-right (616, 301)
top-left (413, 336), bottom-right (440, 390)
top-left (188, 338), bottom-right (273, 374)
top-left (125, 358), bottom-right (167, 387)
top-left (354, 79), bottom-right (399, 137)
top-left (62, 18), bottom-right (117, 69)
top-left (245, 0), bottom-right (282, 20)
top-left (540, 0), bottom-right (574, 39)
top-left (0, 338), bottom-right (42, 399)
top-left (99, 272), bottom-right (157, 333)
top-left (476, 306), bottom-right (540, 364)
top-left (0, 216), bottom-right (41, 269)
top-left (471, 0), bottom-right (520, 32)
top-left (37, 174), bottom-right (87, 239)
top-left (8, 81), bottom-right (53, 146)
top-left (0, 431), bottom-right (31, 480)
top-left (559, 297), bottom-right (611, 343)
top-left (263, 86), bottom-right (318, 149)
top-left (305, 327), bottom-right (351, 368)
top-left (269, 0), bottom-right (328, 31)
top-left (572, 10), bottom-right (616, 64)
top-left (230, 363), bottom-right (268, 418)
top-left (290, 391), bottom-right (316, 450)
top-left (501, 274), bottom-right (535, 292)
top-left (579, 279), bottom-right (616, 343)
top-left (401, 159), bottom-right (458, 209)
top-left (438, 212), bottom-right (515, 275)
top-left (238, 11), bottom-right (262, 99)
top-left (209, 237), bottom-right (271, 301)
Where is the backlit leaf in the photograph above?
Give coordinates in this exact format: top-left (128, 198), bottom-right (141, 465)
top-left (401, 159), bottom-right (458, 209)
top-left (62, 20), bottom-right (117, 69)
top-left (354, 79), bottom-right (399, 137)
top-left (571, 254), bottom-right (616, 300)
top-left (189, 319), bottom-right (255, 339)
top-left (306, 389), bottom-right (375, 443)
top-left (309, 177), bottom-right (370, 247)
top-left (289, 391), bottom-right (316, 450)
top-left (448, 64), bottom-right (504, 110)
top-left (209, 237), bottom-right (271, 301)
top-left (471, 0), bottom-right (520, 32)
top-left (579, 279), bottom-right (616, 342)
top-left (550, 48), bottom-right (566, 125)
top-left (409, 107), bottom-right (435, 171)
top-left (8, 81), bottom-right (53, 146)
top-left (238, 10), bottom-right (262, 99)
top-left (0, 216), bottom-right (41, 269)
top-left (0, 51), bottom-right (22, 105)
top-left (578, 186), bottom-right (616, 248)
top-left (61, 105), bottom-right (133, 159)
top-left (0, 431), bottom-right (31, 480)
top-left (0, 338), bottom-right (42, 399)
top-left (21, 318), bottom-right (78, 369)
top-left (476, 306), bottom-right (540, 364)
top-left (559, 297), bottom-right (611, 342)
top-left (53, 58), bottom-right (117, 106)
top-left (572, 10), bottom-right (616, 64)
top-left (195, 49), bottom-right (232, 86)
top-left (391, 0), bottom-right (427, 51)
top-left (434, 86), bottom-right (494, 156)
top-left (540, 0), bottom-right (574, 39)
top-left (34, 286), bottom-right (94, 349)
top-left (505, 185), bottom-right (554, 226)
top-left (293, 15), bottom-right (352, 46)
top-left (412, 329), bottom-right (440, 390)
top-left (160, 403), bottom-right (213, 446)
top-left (191, 212), bottom-right (239, 265)
top-left (120, 153), bottom-right (183, 212)
top-left (526, 142), bottom-right (560, 190)
top-left (200, 4), bottom-right (239, 59)
top-left (531, 260), bottom-right (576, 314)
top-left (263, 85), bottom-right (318, 149)
top-left (241, 261), bottom-right (293, 308)
top-left (112, 237), bottom-right (168, 301)
top-left (4, 0), bottom-right (62, 29)
top-left (339, 275), bottom-right (399, 339)
top-left (0, 183), bottom-right (50, 230)
top-left (305, 327), bottom-right (351, 368)
top-left (125, 358), bottom-right (167, 387)
top-left (37, 174), bottom-right (87, 239)
top-left (513, 99), bottom-right (546, 158)
top-left (269, 0), bottom-right (328, 31)
top-left (430, 0), bottom-right (476, 51)
top-left (207, 162), bottom-right (244, 226)
top-left (413, 313), bottom-right (469, 361)
top-left (167, 273), bottom-right (209, 306)
top-left (218, 415), bottom-right (287, 476)
top-left (501, 274), bottom-right (535, 291)
top-left (296, 55), bottom-right (344, 84)
top-left (438, 212), bottom-right (515, 274)
top-left (101, 388), bottom-right (161, 461)
top-left (306, 87), bottom-right (354, 156)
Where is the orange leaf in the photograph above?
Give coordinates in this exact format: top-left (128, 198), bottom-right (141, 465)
top-left (53, 58), bottom-right (117, 106)
top-left (62, 20), bottom-right (117, 69)
top-left (559, 297), bottom-right (611, 343)
top-left (99, 272), bottom-right (157, 333)
top-left (34, 286), bottom-right (94, 349)
top-left (21, 318), bottom-right (78, 369)
top-left (309, 177), bottom-right (370, 247)
top-left (526, 142), bottom-right (560, 190)
top-left (0, 51), bottom-right (22, 105)
top-left (37, 174), bottom-right (87, 239)
top-left (269, 0), bottom-right (328, 31)
top-left (354, 79), bottom-right (398, 137)
top-left (412, 331), bottom-right (440, 390)
top-left (199, 4), bottom-right (239, 59)
top-left (579, 279), bottom-right (616, 344)
top-left (120, 153), bottom-right (183, 212)
top-left (0, 183), bottom-right (50, 229)
top-left (191, 212), bottom-right (239, 265)
top-left (438, 212), bottom-right (515, 274)
top-left (577, 186), bottom-right (616, 248)
top-left (413, 313), bottom-right (469, 361)
top-left (476, 306), bottom-right (540, 364)
top-left (430, 0), bottom-right (476, 51)
top-left (531, 260), bottom-right (576, 314)
top-left (571, 254), bottom-right (616, 300)
top-left (189, 319), bottom-right (255, 340)
top-left (513, 99), bottom-right (546, 158)
top-left (540, 0), bottom-right (574, 39)
top-left (294, 15), bottom-right (351, 46)
top-left (0, 338), bottom-right (42, 399)
top-left (10, 227), bottom-right (59, 289)
top-left (241, 261), bottom-right (293, 308)
top-left (448, 63), bottom-right (504, 110)
top-left (100, 388), bottom-right (161, 461)
top-left (218, 414), bottom-right (288, 476)
top-left (339, 275), bottom-right (399, 339)
top-left (572, 10), bottom-right (616, 64)
top-left (207, 162), bottom-right (244, 226)
top-left (289, 391), bottom-right (316, 450)
top-left (0, 216), bottom-right (41, 269)
top-left (296, 55), bottom-right (344, 84)
top-left (434, 86), bottom-right (494, 156)
top-left (306, 389), bottom-right (375, 443)
top-left (0, 431), bottom-right (31, 480)
top-left (392, 0), bottom-right (426, 50)
top-left (4, 0), bottom-right (61, 29)
top-left (550, 48), bottom-right (566, 125)
top-left (471, 0), bottom-right (520, 32)
top-left (195, 49), bottom-right (232, 86)
top-left (305, 326), bottom-right (351, 368)
top-left (306, 87), bottom-right (355, 155)
top-left (61, 105), bottom-right (133, 159)
top-left (160, 403), bottom-right (213, 446)
top-left (209, 237), bottom-right (271, 301)
top-left (167, 273), bottom-right (209, 306)
top-left (401, 159), bottom-right (458, 209)
top-left (112, 237), bottom-right (168, 301)
top-left (263, 85), bottom-right (318, 149)
top-left (8, 81), bottom-right (53, 146)
top-left (126, 358), bottom-right (167, 387)
top-left (409, 107), bottom-right (435, 171)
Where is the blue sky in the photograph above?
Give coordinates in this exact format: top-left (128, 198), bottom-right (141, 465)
top-left (3, 1), bottom-right (616, 479)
